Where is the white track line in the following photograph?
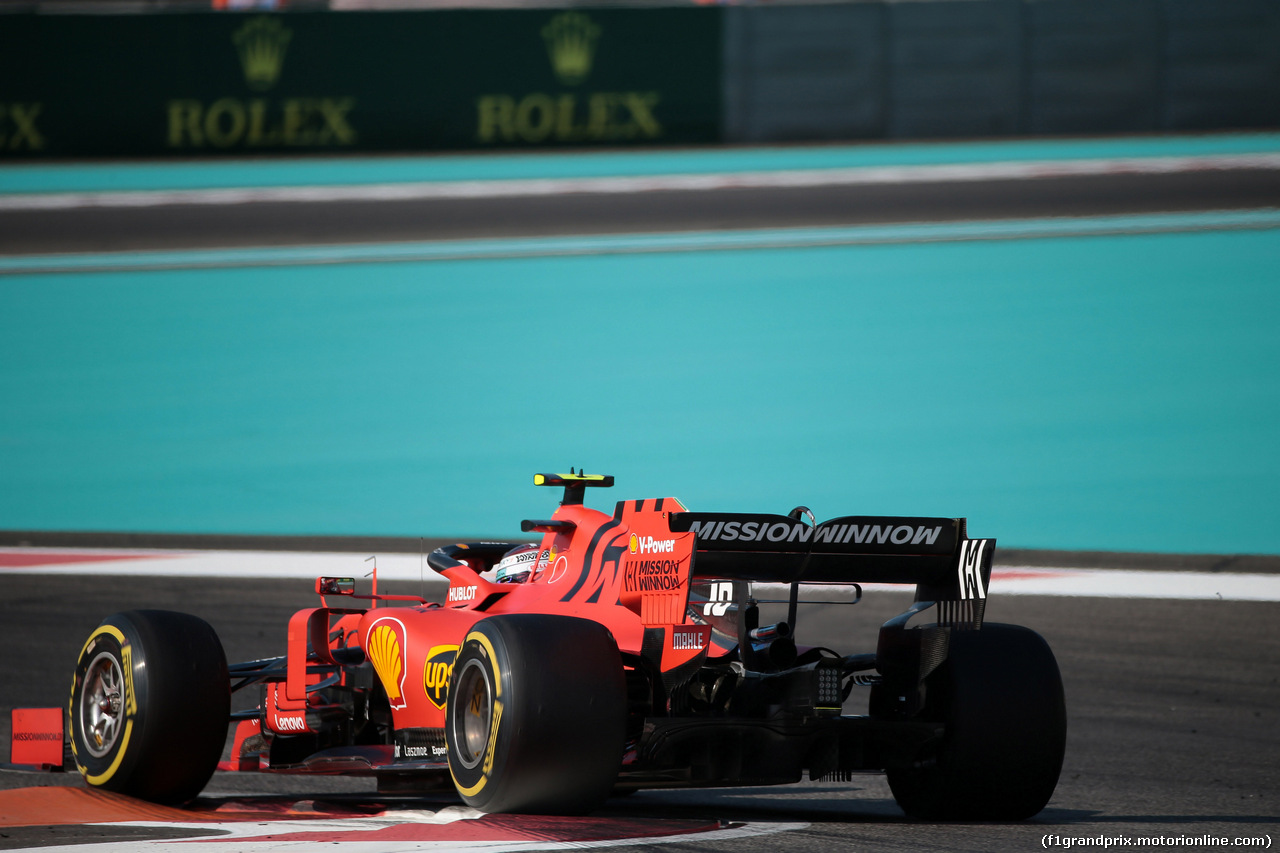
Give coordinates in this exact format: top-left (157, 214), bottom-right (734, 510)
top-left (987, 566), bottom-right (1280, 601)
top-left (719, 569), bottom-right (1280, 603)
top-left (3, 549), bottom-right (1278, 601)
top-left (4, 153), bottom-right (1279, 211)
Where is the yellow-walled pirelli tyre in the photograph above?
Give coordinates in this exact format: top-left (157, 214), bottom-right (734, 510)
top-left (878, 623), bottom-right (1067, 821)
top-left (445, 615), bottom-right (627, 815)
top-left (68, 610), bottom-right (230, 805)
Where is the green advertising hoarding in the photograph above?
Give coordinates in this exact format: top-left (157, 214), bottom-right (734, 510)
top-left (0, 9), bottom-right (722, 157)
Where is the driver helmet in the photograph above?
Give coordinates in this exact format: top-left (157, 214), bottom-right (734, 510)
top-left (493, 543), bottom-right (540, 584)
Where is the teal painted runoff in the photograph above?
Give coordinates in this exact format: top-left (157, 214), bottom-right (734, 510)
top-left (2, 226), bottom-right (1277, 554)
top-left (2, 132), bottom-right (1280, 195)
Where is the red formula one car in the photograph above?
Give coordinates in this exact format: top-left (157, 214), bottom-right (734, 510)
top-left (23, 473), bottom-right (1067, 819)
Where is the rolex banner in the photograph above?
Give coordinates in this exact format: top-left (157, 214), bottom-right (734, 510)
top-left (0, 9), bottom-right (721, 157)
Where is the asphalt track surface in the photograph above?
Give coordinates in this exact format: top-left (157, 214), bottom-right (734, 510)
top-left (6, 168), bottom-right (1280, 254)
top-left (1, 572), bottom-right (1277, 851)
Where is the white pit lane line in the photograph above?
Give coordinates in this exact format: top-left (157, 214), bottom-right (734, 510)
top-left (33, 816), bottom-right (806, 853)
top-left (0, 547), bottom-right (450, 586)
top-left (2, 548), bottom-right (1278, 601)
top-left (5, 153), bottom-right (1280, 211)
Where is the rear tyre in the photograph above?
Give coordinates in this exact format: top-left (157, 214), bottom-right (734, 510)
top-left (69, 610), bottom-right (230, 804)
top-left (445, 614), bottom-right (626, 814)
top-left (882, 622), bottom-right (1066, 821)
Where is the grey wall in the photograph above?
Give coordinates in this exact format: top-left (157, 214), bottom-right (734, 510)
top-left (724, 3), bottom-right (887, 141)
top-left (724, 0), bottom-right (1280, 143)
top-left (1163, 0), bottom-right (1280, 129)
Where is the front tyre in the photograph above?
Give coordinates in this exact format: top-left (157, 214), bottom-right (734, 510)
top-left (882, 622), bottom-right (1067, 821)
top-left (69, 610), bottom-right (229, 804)
top-left (446, 615), bottom-right (626, 814)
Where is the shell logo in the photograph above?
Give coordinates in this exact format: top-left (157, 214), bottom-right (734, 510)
top-left (629, 533), bottom-right (639, 554)
top-left (367, 618), bottom-right (408, 710)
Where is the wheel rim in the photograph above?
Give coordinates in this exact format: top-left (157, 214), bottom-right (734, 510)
top-left (451, 659), bottom-right (491, 770)
top-left (81, 651), bottom-right (126, 758)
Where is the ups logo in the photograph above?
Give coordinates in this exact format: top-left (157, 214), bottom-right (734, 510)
top-left (422, 644), bottom-right (459, 710)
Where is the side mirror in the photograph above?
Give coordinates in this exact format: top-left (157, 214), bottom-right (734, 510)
top-left (316, 577), bottom-right (356, 596)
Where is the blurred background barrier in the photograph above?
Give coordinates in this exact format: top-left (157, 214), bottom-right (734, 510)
top-left (0, 8), bottom-right (722, 156)
top-left (724, 0), bottom-right (1280, 143)
top-left (0, 0), bottom-right (1277, 156)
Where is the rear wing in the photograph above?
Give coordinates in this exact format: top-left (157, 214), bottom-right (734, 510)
top-left (670, 511), bottom-right (993, 606)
